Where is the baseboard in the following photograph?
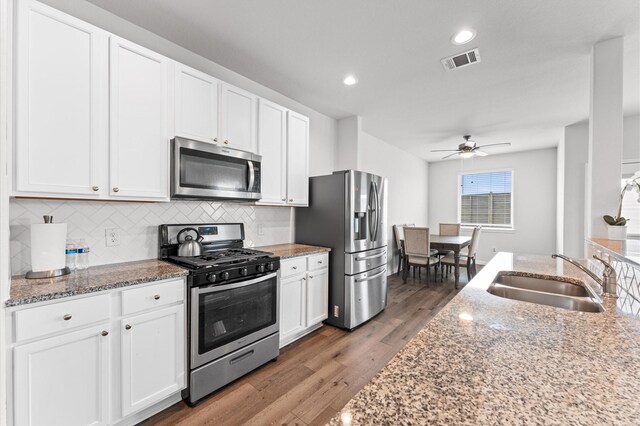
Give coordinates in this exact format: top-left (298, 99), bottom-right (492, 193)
top-left (112, 391), bottom-right (183, 426)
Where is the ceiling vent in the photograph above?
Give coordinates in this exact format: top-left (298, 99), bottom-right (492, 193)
top-left (441, 48), bottom-right (481, 71)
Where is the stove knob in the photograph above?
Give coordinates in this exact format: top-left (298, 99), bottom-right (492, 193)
top-left (207, 273), bottom-right (217, 283)
top-left (266, 262), bottom-right (275, 271)
top-left (239, 267), bottom-right (248, 276)
top-left (220, 271), bottom-right (230, 281)
top-left (257, 264), bottom-right (265, 273)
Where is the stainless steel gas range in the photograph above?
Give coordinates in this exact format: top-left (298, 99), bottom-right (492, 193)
top-left (159, 223), bottom-right (280, 404)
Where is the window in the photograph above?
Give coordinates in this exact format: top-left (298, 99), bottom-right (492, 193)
top-left (621, 178), bottom-right (640, 237)
top-left (459, 170), bottom-right (513, 229)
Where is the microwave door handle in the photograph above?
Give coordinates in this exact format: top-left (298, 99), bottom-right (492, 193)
top-left (247, 160), bottom-right (255, 191)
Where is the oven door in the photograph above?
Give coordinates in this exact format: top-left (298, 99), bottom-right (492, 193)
top-left (190, 272), bottom-right (278, 368)
top-left (172, 137), bottom-right (261, 200)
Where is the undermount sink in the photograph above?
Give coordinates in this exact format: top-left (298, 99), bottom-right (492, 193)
top-left (487, 272), bottom-right (604, 313)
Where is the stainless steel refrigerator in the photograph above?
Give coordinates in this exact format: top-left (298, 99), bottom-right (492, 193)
top-left (295, 170), bottom-right (388, 330)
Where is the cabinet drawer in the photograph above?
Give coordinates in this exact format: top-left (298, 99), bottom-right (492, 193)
top-left (308, 253), bottom-right (328, 271)
top-left (280, 257), bottom-right (307, 278)
top-left (121, 279), bottom-right (184, 316)
top-left (14, 294), bottom-right (110, 342)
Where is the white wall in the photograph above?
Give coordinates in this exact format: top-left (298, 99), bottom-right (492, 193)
top-left (428, 148), bottom-right (558, 264)
top-left (559, 121), bottom-right (589, 257)
top-left (623, 114), bottom-right (640, 163)
top-left (357, 130), bottom-right (429, 274)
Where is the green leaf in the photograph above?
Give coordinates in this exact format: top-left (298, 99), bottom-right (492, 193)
top-left (603, 215), bottom-right (616, 225)
top-left (616, 217), bottom-right (627, 226)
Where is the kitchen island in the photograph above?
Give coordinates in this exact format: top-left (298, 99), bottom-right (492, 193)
top-left (330, 252), bottom-right (640, 425)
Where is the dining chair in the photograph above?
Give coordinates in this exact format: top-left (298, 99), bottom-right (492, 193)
top-left (402, 227), bottom-right (440, 284)
top-left (441, 225), bottom-right (482, 281)
top-left (438, 223), bottom-right (461, 275)
top-left (394, 223), bottom-right (418, 276)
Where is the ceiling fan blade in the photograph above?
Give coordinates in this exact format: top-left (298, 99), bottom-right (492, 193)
top-left (430, 149), bottom-right (460, 152)
top-left (477, 142), bottom-right (511, 149)
top-left (441, 152), bottom-right (460, 160)
top-left (474, 150), bottom-right (489, 156)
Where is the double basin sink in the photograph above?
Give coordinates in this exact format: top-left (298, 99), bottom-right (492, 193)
top-left (487, 272), bottom-right (604, 313)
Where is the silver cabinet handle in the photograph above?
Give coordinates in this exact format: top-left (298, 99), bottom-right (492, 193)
top-left (302, 277), bottom-right (306, 281)
top-left (224, 140), bottom-right (229, 144)
top-left (282, 198), bottom-right (286, 202)
top-left (154, 294), bottom-right (160, 300)
top-left (292, 266), bottom-right (297, 270)
top-left (289, 199), bottom-right (293, 202)
top-left (92, 186), bottom-right (99, 191)
top-left (213, 137), bottom-right (218, 142)
top-left (101, 330), bottom-right (109, 336)
top-left (63, 314), bottom-right (72, 321)
top-left (309, 275), bottom-right (314, 279)
top-left (113, 187), bottom-right (119, 192)
top-left (125, 324), bottom-right (132, 330)
top-left (318, 260), bottom-right (323, 264)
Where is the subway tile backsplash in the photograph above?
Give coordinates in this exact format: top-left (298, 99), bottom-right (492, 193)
top-left (10, 199), bottom-right (293, 275)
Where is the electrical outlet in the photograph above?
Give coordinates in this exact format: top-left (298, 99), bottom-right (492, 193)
top-left (105, 228), bottom-right (120, 247)
top-left (257, 224), bottom-right (264, 236)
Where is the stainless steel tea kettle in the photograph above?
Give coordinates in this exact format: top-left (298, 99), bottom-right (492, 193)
top-left (177, 227), bottom-right (203, 257)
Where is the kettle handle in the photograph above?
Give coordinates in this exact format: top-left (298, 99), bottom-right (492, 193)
top-left (177, 227), bottom-right (201, 244)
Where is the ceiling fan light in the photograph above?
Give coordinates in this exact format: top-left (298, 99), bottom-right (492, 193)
top-left (459, 152), bottom-right (475, 159)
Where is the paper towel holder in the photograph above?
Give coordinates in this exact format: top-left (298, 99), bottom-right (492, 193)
top-left (25, 215), bottom-right (72, 279)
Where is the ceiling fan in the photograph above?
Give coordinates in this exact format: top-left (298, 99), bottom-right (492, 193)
top-left (431, 135), bottom-right (511, 160)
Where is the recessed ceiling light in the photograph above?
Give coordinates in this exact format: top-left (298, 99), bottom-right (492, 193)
top-left (451, 29), bottom-right (476, 45)
top-left (343, 75), bottom-right (358, 86)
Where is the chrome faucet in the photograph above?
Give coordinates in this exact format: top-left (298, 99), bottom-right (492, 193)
top-left (552, 254), bottom-right (618, 298)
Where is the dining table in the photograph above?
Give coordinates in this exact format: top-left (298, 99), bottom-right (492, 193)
top-left (401, 234), bottom-right (472, 289)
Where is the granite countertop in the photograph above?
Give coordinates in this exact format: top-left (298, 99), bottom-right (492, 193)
top-left (330, 252), bottom-right (640, 425)
top-left (7, 259), bottom-right (189, 307)
top-left (254, 243), bottom-right (331, 259)
top-left (588, 237), bottom-right (640, 267)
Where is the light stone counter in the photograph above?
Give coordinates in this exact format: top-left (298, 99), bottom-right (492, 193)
top-left (329, 252), bottom-right (640, 425)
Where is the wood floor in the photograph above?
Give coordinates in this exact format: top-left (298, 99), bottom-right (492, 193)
top-left (142, 268), bottom-right (469, 426)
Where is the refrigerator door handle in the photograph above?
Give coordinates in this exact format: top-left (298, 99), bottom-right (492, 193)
top-left (372, 181), bottom-right (380, 241)
top-left (367, 181), bottom-right (375, 242)
top-left (355, 267), bottom-right (387, 283)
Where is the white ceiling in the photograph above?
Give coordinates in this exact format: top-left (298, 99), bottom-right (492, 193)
top-left (87, 0), bottom-right (640, 161)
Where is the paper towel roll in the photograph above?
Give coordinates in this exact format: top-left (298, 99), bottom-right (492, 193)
top-left (30, 223), bottom-right (67, 272)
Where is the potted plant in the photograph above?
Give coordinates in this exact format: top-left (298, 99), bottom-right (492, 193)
top-left (603, 171), bottom-right (640, 240)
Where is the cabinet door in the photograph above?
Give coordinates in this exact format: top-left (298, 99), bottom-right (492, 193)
top-left (220, 83), bottom-right (257, 153)
top-left (121, 304), bottom-right (185, 416)
top-left (279, 275), bottom-right (306, 345)
top-left (257, 99), bottom-right (287, 205)
top-left (286, 111), bottom-right (310, 206)
top-left (13, 325), bottom-right (110, 426)
top-left (306, 269), bottom-right (329, 325)
top-left (14, 0), bottom-right (108, 197)
top-left (109, 36), bottom-right (170, 200)
top-left (175, 64), bottom-right (219, 143)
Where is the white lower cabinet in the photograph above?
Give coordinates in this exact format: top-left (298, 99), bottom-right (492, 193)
top-left (13, 324), bottom-right (111, 426)
top-left (121, 304), bottom-right (185, 417)
top-left (9, 278), bottom-right (186, 426)
top-left (279, 253), bottom-right (329, 348)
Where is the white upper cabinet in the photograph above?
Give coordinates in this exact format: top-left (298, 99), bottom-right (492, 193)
top-left (220, 83), bottom-right (257, 153)
top-left (14, 0), bottom-right (108, 197)
top-left (174, 64), bottom-right (220, 144)
top-left (286, 111), bottom-right (310, 206)
top-left (109, 36), bottom-right (170, 200)
top-left (257, 99), bottom-right (287, 205)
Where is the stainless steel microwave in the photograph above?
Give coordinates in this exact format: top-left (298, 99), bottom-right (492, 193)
top-left (171, 137), bottom-right (261, 201)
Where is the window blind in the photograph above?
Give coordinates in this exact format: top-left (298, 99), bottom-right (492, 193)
top-left (460, 171), bottom-right (513, 228)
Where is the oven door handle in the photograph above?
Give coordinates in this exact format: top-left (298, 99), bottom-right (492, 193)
top-left (195, 272), bottom-right (277, 295)
top-left (247, 160), bottom-right (255, 191)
